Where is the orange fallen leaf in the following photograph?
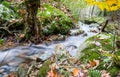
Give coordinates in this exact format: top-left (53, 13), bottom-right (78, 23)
top-left (47, 70), bottom-right (58, 77)
top-left (89, 60), bottom-right (100, 67)
top-left (47, 64), bottom-right (58, 77)
top-left (72, 68), bottom-right (80, 76)
top-left (8, 73), bottom-right (17, 77)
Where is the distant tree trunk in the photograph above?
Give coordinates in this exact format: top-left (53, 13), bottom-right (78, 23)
top-left (24, 0), bottom-right (41, 43)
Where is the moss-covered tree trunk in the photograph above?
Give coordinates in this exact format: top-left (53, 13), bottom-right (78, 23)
top-left (24, 0), bottom-right (41, 43)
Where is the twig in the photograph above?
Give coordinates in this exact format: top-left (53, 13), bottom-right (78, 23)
top-left (101, 20), bottom-right (108, 32)
top-left (0, 27), bottom-right (13, 35)
top-left (27, 63), bottom-right (34, 75)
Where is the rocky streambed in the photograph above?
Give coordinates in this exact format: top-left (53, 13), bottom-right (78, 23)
top-left (0, 22), bottom-right (99, 76)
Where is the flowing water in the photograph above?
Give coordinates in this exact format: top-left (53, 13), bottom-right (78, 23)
top-left (0, 22), bottom-right (99, 76)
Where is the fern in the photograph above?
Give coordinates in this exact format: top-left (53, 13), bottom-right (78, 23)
top-left (88, 69), bottom-right (101, 77)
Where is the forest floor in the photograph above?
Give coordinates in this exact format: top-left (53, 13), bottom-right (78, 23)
top-left (0, 0), bottom-right (120, 77)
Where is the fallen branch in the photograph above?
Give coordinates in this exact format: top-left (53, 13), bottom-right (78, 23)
top-left (0, 27), bottom-right (13, 35)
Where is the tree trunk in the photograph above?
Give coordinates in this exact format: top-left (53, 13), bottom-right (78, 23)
top-left (24, 0), bottom-right (41, 43)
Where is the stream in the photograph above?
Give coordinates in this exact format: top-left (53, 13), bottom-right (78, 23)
top-left (0, 22), bottom-right (99, 76)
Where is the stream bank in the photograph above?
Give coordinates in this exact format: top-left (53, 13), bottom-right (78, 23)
top-left (0, 21), bottom-right (99, 76)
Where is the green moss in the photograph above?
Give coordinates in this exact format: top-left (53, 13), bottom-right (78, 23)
top-left (88, 69), bottom-right (101, 77)
top-left (38, 4), bottom-right (66, 18)
top-left (0, 39), bottom-right (4, 44)
top-left (80, 33), bottom-right (118, 68)
top-left (108, 66), bottom-right (119, 77)
top-left (38, 4), bottom-right (74, 35)
top-left (81, 51), bottom-right (100, 63)
top-left (38, 60), bottom-right (51, 77)
top-left (85, 17), bottom-right (106, 24)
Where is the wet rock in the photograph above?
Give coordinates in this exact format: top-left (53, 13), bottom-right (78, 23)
top-left (54, 44), bottom-right (67, 55)
top-left (0, 65), bottom-right (10, 74)
top-left (48, 34), bottom-right (66, 41)
top-left (17, 63), bottom-right (29, 77)
top-left (75, 41), bottom-right (90, 59)
top-left (82, 33), bottom-right (87, 37)
top-left (0, 69), bottom-right (4, 73)
top-left (69, 29), bottom-right (84, 35)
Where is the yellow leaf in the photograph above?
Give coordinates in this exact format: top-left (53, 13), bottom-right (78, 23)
top-left (110, 6), bottom-right (119, 11)
top-left (106, 0), bottom-right (118, 6)
top-left (86, 0), bottom-right (120, 11)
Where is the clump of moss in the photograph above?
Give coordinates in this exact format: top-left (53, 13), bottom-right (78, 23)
top-left (37, 4), bottom-right (74, 35)
top-left (80, 33), bottom-right (120, 75)
top-left (108, 66), bottom-right (119, 77)
top-left (38, 60), bottom-right (51, 77)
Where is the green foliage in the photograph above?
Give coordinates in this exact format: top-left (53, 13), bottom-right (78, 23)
top-left (108, 67), bottom-right (119, 77)
top-left (1, 1), bottom-right (10, 7)
top-left (0, 39), bottom-right (4, 44)
top-left (80, 47), bottom-right (101, 63)
top-left (38, 4), bottom-right (74, 35)
top-left (0, 4), bottom-right (17, 20)
top-left (80, 33), bottom-right (119, 70)
top-left (80, 33), bottom-right (120, 76)
top-left (38, 60), bottom-right (51, 77)
top-left (38, 4), bottom-right (66, 18)
top-left (88, 69), bottom-right (101, 77)
top-left (87, 33), bottom-right (114, 51)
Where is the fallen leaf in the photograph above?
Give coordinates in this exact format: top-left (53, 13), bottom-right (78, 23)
top-left (47, 64), bottom-right (58, 77)
top-left (89, 60), bottom-right (100, 67)
top-left (72, 68), bottom-right (80, 76)
top-left (19, 34), bottom-right (25, 38)
top-left (47, 70), bottom-right (58, 77)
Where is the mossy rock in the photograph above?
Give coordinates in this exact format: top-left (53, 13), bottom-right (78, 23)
top-left (79, 33), bottom-right (120, 76)
top-left (37, 4), bottom-right (74, 35)
top-left (84, 17), bottom-right (106, 24)
top-left (80, 33), bottom-right (116, 66)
